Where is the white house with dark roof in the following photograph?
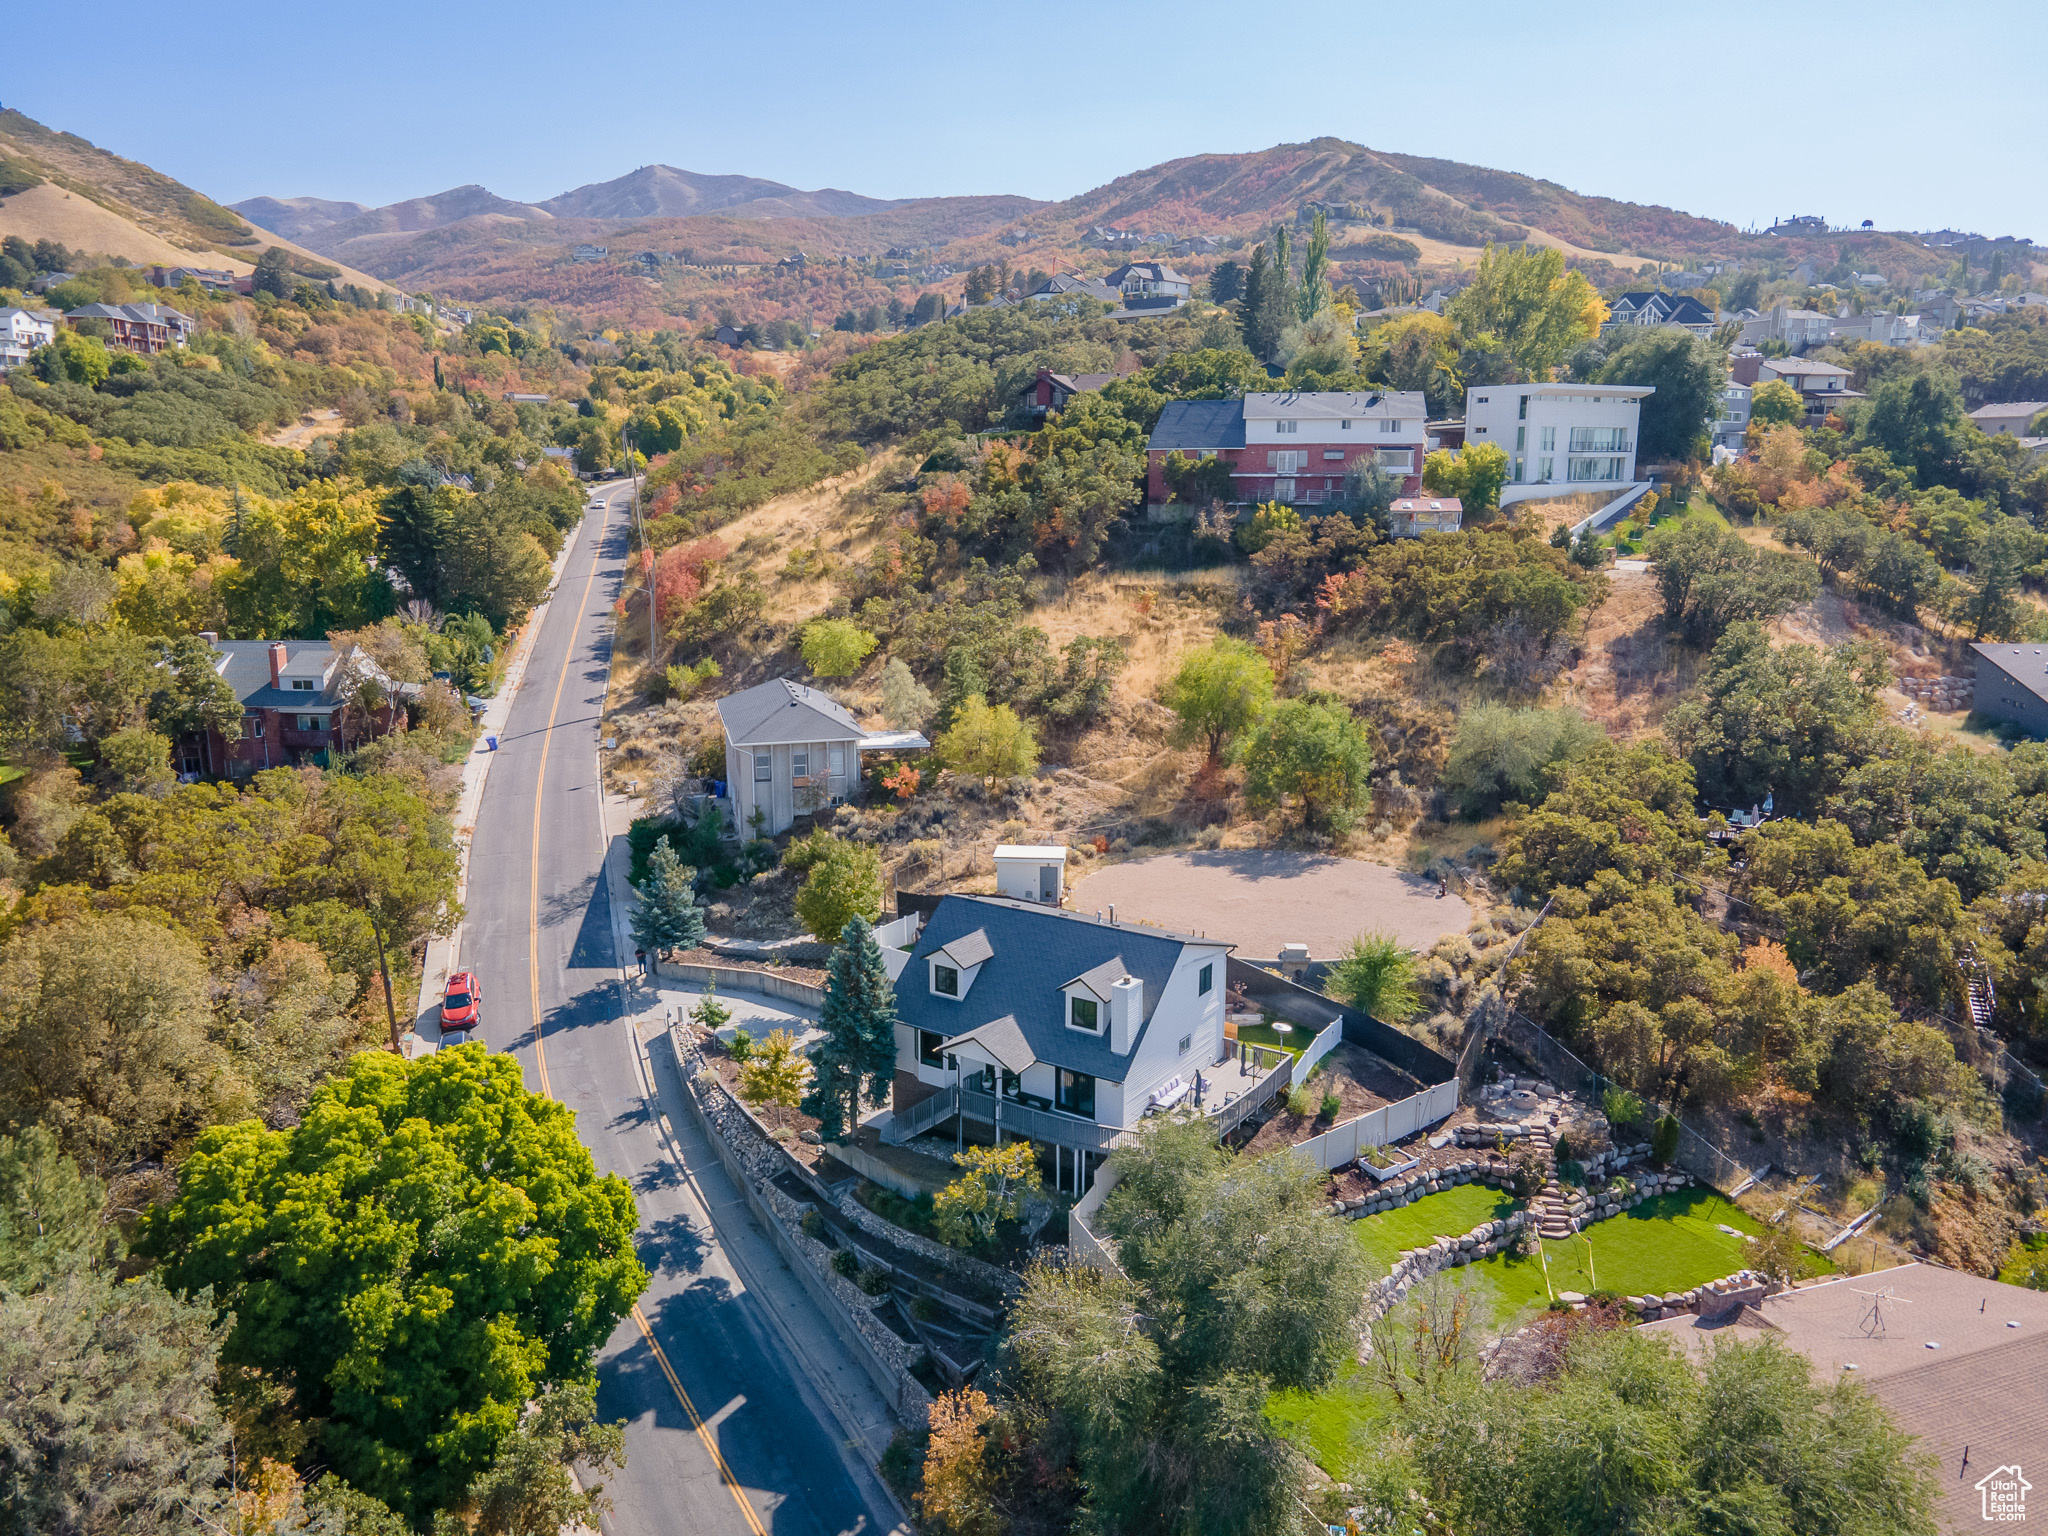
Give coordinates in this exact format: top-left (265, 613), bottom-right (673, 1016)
top-left (0, 306), bottom-right (55, 370)
top-left (883, 894), bottom-right (1256, 1191)
top-left (714, 678), bottom-right (927, 836)
top-left (1601, 290), bottom-right (1718, 338)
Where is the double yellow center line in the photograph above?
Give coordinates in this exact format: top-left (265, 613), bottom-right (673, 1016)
top-left (526, 494), bottom-right (768, 1536)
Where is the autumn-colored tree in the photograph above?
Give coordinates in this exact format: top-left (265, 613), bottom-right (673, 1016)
top-left (917, 1388), bottom-right (1001, 1536)
top-left (1255, 613), bottom-right (1314, 687)
top-left (737, 1029), bottom-right (813, 1109)
top-left (653, 538), bottom-right (727, 630)
top-left (932, 1141), bottom-right (1042, 1252)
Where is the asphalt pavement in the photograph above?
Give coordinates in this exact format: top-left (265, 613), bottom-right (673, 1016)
top-left (457, 486), bottom-right (903, 1536)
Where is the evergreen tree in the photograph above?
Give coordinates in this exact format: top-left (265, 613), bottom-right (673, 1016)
top-left (800, 916), bottom-right (899, 1142)
top-left (631, 836), bottom-right (705, 967)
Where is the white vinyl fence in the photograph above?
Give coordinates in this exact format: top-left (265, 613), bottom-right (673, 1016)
top-left (1290, 1079), bottom-right (1460, 1173)
top-left (1292, 1020), bottom-right (1345, 1086)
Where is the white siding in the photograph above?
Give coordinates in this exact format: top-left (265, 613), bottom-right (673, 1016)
top-left (1119, 944), bottom-right (1229, 1118)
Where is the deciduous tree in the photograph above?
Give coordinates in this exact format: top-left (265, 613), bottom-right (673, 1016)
top-left (1239, 697), bottom-right (1373, 834)
top-left (1161, 637), bottom-right (1275, 766)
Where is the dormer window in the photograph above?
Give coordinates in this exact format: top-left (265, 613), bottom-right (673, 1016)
top-left (291, 679), bottom-right (315, 690)
top-left (1070, 996), bottom-right (1100, 1033)
top-left (932, 963), bottom-right (959, 998)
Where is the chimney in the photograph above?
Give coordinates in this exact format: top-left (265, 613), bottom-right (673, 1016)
top-left (198, 630), bottom-right (218, 645)
top-left (1110, 975), bottom-right (1143, 1054)
top-left (268, 642), bottom-right (287, 688)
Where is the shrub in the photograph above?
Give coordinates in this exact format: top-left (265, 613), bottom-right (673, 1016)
top-left (728, 1028), bottom-right (753, 1062)
top-left (801, 618), bottom-right (878, 678)
top-left (801, 1208), bottom-right (827, 1241)
top-left (1325, 931), bottom-right (1422, 1020)
top-left (830, 1246), bottom-right (859, 1279)
top-left (794, 840), bottom-right (884, 942)
top-left (1286, 1083), bottom-right (1314, 1116)
top-left (856, 1265), bottom-right (891, 1296)
top-left (1650, 1112), bottom-right (1681, 1167)
top-left (1602, 1085), bottom-right (1646, 1132)
top-left (936, 694), bottom-right (1039, 786)
top-left (1552, 1132), bottom-right (1574, 1164)
top-left (931, 1141), bottom-right (1041, 1252)
top-left (738, 1028), bottom-right (813, 1108)
top-left (1319, 1091), bottom-right (1342, 1120)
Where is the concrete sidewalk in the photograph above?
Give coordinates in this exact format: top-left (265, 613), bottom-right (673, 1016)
top-left (600, 783), bottom-right (912, 1516)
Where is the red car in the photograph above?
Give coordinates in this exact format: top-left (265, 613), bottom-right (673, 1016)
top-left (442, 971), bottom-right (481, 1031)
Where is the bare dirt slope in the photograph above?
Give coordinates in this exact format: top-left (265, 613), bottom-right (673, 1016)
top-left (0, 181), bottom-right (232, 269)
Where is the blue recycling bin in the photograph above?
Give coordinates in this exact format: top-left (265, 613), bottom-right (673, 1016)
top-left (485, 734), bottom-right (499, 752)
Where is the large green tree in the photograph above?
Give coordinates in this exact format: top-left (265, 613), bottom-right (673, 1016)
top-left (1007, 1119), bottom-right (1366, 1536)
top-left (1646, 518), bottom-right (1819, 645)
top-left (1160, 637), bottom-right (1275, 766)
top-left (1239, 697), bottom-right (1374, 835)
top-left (141, 1049), bottom-right (648, 1527)
top-left (1600, 327), bottom-right (1725, 461)
top-left (1447, 244), bottom-right (1605, 380)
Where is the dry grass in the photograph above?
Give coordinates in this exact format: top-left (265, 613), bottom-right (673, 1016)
top-left (711, 450), bottom-right (904, 627)
top-left (1507, 491), bottom-right (1609, 541)
top-left (1030, 567), bottom-right (1240, 698)
top-left (1547, 567), bottom-right (1698, 738)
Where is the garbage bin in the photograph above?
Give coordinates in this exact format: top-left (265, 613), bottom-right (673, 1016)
top-left (484, 734), bottom-right (499, 752)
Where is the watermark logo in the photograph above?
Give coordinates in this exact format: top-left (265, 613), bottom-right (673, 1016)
top-left (1977, 1465), bottom-right (2030, 1523)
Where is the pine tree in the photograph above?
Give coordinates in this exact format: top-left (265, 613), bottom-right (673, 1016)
top-left (800, 916), bottom-right (899, 1142)
top-left (631, 836), bottom-right (705, 968)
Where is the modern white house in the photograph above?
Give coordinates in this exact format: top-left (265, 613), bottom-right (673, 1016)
top-left (713, 678), bottom-right (926, 837)
top-left (881, 895), bottom-right (1266, 1192)
top-left (1827, 311), bottom-right (1925, 348)
top-left (1464, 382), bottom-right (1653, 492)
top-left (0, 306), bottom-right (56, 370)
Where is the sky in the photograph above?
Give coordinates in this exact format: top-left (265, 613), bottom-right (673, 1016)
top-left (11, 0), bottom-right (2047, 239)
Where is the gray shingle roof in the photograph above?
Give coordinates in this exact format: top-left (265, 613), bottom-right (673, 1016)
top-left (895, 896), bottom-right (1214, 1083)
top-left (946, 1015), bottom-right (1034, 1074)
top-left (212, 640), bottom-right (340, 708)
top-left (715, 678), bottom-right (863, 746)
top-left (1064, 955), bottom-right (1128, 1000)
top-left (1244, 389), bottom-right (1425, 421)
top-left (1147, 398), bottom-right (1247, 452)
top-left (938, 929), bottom-right (994, 969)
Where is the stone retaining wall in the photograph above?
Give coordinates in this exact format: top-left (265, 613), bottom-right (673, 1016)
top-left (1347, 1147), bottom-right (1699, 1321)
top-left (835, 1194), bottom-right (1022, 1299)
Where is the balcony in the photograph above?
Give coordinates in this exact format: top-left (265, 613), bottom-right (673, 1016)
top-left (1568, 428), bottom-right (1630, 452)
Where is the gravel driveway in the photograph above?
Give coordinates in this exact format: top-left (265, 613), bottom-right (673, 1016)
top-left (1067, 848), bottom-right (1471, 957)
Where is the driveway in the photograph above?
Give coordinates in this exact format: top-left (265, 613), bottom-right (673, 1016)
top-left (1067, 848), bottom-right (1471, 957)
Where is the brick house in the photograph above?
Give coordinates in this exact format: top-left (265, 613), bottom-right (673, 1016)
top-left (181, 637), bottom-right (407, 779)
top-left (1143, 390), bottom-right (1428, 514)
top-left (1021, 362), bottom-right (1139, 419)
top-left (64, 301), bottom-right (195, 354)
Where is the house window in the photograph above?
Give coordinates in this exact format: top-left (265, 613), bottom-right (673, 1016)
top-left (933, 963), bottom-right (959, 997)
top-left (828, 747), bottom-right (845, 777)
top-left (1474, 395), bottom-right (1489, 405)
top-left (1381, 417), bottom-right (1401, 434)
top-left (298, 716), bottom-right (323, 733)
top-left (919, 1030), bottom-right (945, 1067)
top-left (1340, 419), bottom-right (1351, 430)
top-left (1540, 427), bottom-right (1556, 451)
top-left (1515, 425), bottom-right (1525, 451)
top-left (1269, 450), bottom-right (1305, 474)
top-left (245, 713), bottom-right (265, 738)
top-left (1539, 457), bottom-right (1554, 481)
top-left (1070, 996), bottom-right (1100, 1033)
top-left (1198, 963), bottom-right (1213, 995)
top-left (753, 755), bottom-right (772, 782)
top-left (1273, 478), bottom-right (1296, 501)
top-left (1277, 420), bottom-right (1298, 434)
top-left (791, 750), bottom-right (808, 780)
top-left (1322, 450), bottom-right (1345, 461)
top-left (1056, 1069), bottom-right (1096, 1118)
top-left (290, 679), bottom-right (315, 691)
top-left (1376, 449), bottom-right (1413, 473)
top-left (1178, 1033), bottom-right (1192, 1056)
top-left (1518, 395), bottom-right (1528, 419)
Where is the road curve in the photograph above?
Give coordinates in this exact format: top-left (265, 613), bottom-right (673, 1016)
top-left (459, 489), bottom-right (896, 1536)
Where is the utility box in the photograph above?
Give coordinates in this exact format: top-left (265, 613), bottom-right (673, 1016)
top-left (994, 844), bottom-right (1067, 905)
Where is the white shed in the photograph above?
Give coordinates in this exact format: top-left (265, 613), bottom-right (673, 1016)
top-left (994, 844), bottom-right (1067, 904)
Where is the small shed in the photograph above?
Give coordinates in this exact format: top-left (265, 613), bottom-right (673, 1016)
top-left (994, 844), bottom-right (1067, 905)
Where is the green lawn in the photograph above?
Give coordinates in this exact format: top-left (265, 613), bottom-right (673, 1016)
top-left (1233, 1019), bottom-right (1306, 1059)
top-left (1266, 1362), bottom-right (1386, 1481)
top-left (1349, 1183), bottom-right (1520, 1272)
top-left (1452, 1191), bottom-right (1810, 1322)
top-left (1604, 491), bottom-right (1729, 555)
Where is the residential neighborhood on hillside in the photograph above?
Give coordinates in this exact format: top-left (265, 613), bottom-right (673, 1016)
top-left (4, 47), bottom-right (2047, 1536)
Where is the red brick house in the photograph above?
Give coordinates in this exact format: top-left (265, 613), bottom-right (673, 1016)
top-left (1022, 362), bottom-right (1140, 419)
top-left (1143, 390), bottom-right (1429, 514)
top-left (178, 637), bottom-right (408, 779)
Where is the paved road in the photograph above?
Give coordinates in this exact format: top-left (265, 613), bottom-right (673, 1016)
top-left (460, 487), bottom-right (898, 1536)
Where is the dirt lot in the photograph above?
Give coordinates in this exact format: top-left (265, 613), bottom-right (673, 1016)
top-left (1238, 1042), bottom-right (1432, 1158)
top-left (1068, 847), bottom-right (1471, 955)
top-left (1548, 565), bottom-right (1701, 737)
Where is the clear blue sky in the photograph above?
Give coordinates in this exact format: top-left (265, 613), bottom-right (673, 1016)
top-left (12, 0), bottom-right (2046, 239)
